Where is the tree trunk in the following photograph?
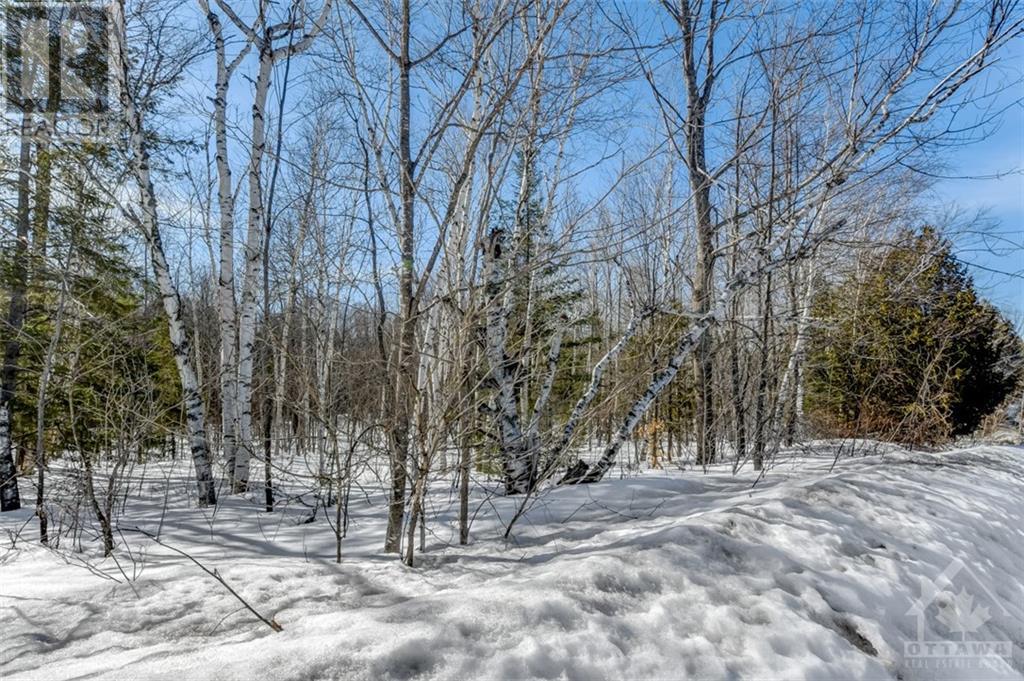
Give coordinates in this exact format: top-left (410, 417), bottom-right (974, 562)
top-left (553, 310), bottom-right (648, 470)
top-left (674, 0), bottom-right (723, 468)
top-left (115, 1), bottom-right (215, 505)
top-left (483, 228), bottom-right (529, 494)
top-left (752, 272), bottom-right (773, 471)
top-left (385, 0), bottom-right (416, 552)
top-left (773, 258), bottom-right (817, 449)
top-left (0, 110), bottom-right (33, 513)
top-left (204, 4), bottom-right (241, 488)
top-left (576, 202), bottom-right (851, 484)
top-left (32, 125), bottom-right (58, 544)
top-left (687, 109), bottom-right (717, 467)
top-left (273, 146), bottom-right (315, 474)
top-left (458, 413), bottom-right (471, 545)
top-left (233, 36), bottom-right (275, 494)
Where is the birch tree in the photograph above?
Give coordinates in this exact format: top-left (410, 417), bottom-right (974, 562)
top-left (113, 0), bottom-right (216, 505)
top-left (206, 0), bottom-right (333, 493)
top-left (197, 0), bottom-right (249, 493)
top-left (340, 0), bottom-right (569, 551)
top-left (571, 0), bottom-right (1024, 482)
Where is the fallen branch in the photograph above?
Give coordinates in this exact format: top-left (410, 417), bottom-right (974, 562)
top-left (125, 526), bottom-right (283, 632)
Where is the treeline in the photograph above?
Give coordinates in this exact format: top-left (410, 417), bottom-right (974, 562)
top-left (1, 0), bottom-right (1021, 564)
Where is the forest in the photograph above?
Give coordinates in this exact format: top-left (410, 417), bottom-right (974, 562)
top-left (1, 1), bottom-right (1023, 679)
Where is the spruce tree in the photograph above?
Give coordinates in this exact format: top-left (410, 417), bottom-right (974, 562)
top-left (806, 228), bottom-right (1022, 444)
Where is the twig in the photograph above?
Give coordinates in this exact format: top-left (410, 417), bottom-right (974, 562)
top-left (124, 526), bottom-right (283, 632)
top-left (109, 549), bottom-right (141, 599)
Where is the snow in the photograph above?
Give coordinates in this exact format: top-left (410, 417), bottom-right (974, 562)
top-left (2, 444), bottom-right (1023, 680)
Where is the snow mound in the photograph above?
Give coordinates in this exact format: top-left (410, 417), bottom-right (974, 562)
top-left (2, 445), bottom-right (1023, 680)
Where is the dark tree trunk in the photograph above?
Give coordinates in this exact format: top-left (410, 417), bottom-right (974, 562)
top-left (0, 111), bottom-right (34, 513)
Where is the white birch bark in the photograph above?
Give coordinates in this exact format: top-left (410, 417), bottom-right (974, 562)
top-left (113, 0), bottom-right (216, 505)
top-left (483, 228), bottom-right (528, 494)
top-left (199, 0), bottom-right (248, 483)
top-left (214, 0), bottom-right (333, 492)
top-left (232, 38), bottom-right (272, 493)
top-left (435, 25), bottom-right (487, 472)
top-left (550, 309), bottom-right (648, 467)
top-left (771, 257), bottom-right (817, 444)
top-left (0, 407), bottom-right (15, 512)
top-left (525, 319), bottom-right (566, 455)
top-left (581, 209), bottom-right (846, 482)
top-left (414, 296), bottom-right (444, 466)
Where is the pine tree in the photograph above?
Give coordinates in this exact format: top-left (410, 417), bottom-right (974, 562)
top-left (806, 228), bottom-right (1022, 444)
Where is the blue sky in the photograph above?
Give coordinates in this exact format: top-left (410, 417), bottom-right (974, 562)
top-left (936, 42), bottom-right (1023, 326)
top-left (163, 2), bottom-right (1022, 326)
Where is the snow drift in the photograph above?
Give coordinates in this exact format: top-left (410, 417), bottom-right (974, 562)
top-left (2, 444), bottom-right (1022, 680)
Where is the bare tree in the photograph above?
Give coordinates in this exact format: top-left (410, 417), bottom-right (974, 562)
top-left (574, 0), bottom-right (1023, 482)
top-left (112, 0), bottom-right (216, 505)
top-left (339, 0), bottom-right (569, 552)
top-left (207, 0), bottom-right (334, 493)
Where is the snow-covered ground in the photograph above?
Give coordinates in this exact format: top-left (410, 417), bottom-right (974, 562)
top-left (2, 444), bottom-right (1023, 680)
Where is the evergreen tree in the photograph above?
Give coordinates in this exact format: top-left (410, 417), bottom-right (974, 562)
top-left (806, 228), bottom-right (1022, 444)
